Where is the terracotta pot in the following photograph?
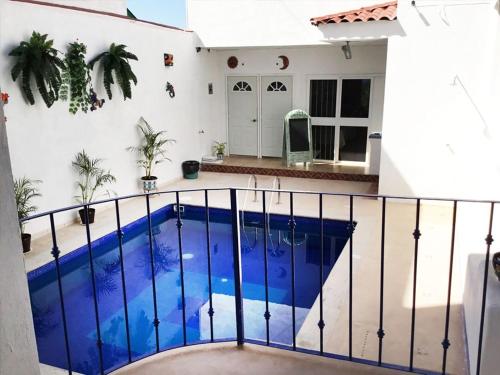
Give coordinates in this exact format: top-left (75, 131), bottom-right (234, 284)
top-left (22, 233), bottom-right (31, 253)
top-left (493, 252), bottom-right (500, 282)
top-left (78, 208), bottom-right (95, 225)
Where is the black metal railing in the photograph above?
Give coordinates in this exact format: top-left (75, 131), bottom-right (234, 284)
top-left (22, 188), bottom-right (498, 375)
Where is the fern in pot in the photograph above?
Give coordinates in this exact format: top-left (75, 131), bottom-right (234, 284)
top-left (128, 117), bottom-right (175, 193)
top-left (14, 177), bottom-right (41, 253)
top-left (73, 150), bottom-right (116, 224)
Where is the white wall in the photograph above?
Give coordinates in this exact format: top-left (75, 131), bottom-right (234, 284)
top-left (40, 0), bottom-right (128, 15)
top-left (187, 0), bottom-right (385, 47)
top-left (0, 0), bottom-right (221, 233)
top-left (209, 44), bottom-right (387, 157)
top-left (379, 0), bottom-right (500, 200)
top-left (0, 104), bottom-right (40, 375)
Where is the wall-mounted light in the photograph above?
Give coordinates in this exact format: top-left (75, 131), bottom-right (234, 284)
top-left (341, 41), bottom-right (352, 60)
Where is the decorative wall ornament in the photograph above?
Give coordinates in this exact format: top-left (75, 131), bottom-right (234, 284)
top-left (164, 53), bottom-right (174, 66)
top-left (1, 92), bottom-right (9, 105)
top-left (166, 82), bottom-right (175, 98)
top-left (88, 43), bottom-right (138, 100)
top-left (89, 89), bottom-right (105, 111)
top-left (277, 55), bottom-right (289, 70)
top-left (9, 31), bottom-right (65, 107)
top-left (227, 56), bottom-right (238, 69)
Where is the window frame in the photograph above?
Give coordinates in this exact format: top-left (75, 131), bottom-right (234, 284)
top-left (306, 74), bottom-right (375, 164)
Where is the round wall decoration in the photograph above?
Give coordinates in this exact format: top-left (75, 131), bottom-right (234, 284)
top-left (277, 55), bottom-right (289, 70)
top-left (227, 56), bottom-right (238, 69)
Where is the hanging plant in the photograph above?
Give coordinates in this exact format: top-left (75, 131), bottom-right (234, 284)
top-left (8, 31), bottom-right (65, 107)
top-left (88, 43), bottom-right (138, 100)
top-left (60, 41), bottom-right (92, 114)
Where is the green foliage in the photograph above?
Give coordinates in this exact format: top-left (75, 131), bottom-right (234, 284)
top-left (9, 31), bottom-right (65, 107)
top-left (213, 141), bottom-right (227, 155)
top-left (60, 41), bottom-right (92, 114)
top-left (88, 43), bottom-right (138, 100)
top-left (72, 150), bottom-right (116, 204)
top-left (14, 177), bottom-right (41, 233)
top-left (127, 117), bottom-right (175, 178)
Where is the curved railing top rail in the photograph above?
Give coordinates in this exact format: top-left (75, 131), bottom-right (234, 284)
top-left (21, 186), bottom-right (500, 222)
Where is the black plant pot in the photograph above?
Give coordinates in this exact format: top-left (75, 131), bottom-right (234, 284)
top-left (22, 233), bottom-right (31, 253)
top-left (182, 160), bottom-right (200, 179)
top-left (493, 252), bottom-right (500, 282)
top-left (78, 208), bottom-right (96, 225)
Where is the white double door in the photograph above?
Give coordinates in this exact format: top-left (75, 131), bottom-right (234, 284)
top-left (227, 76), bottom-right (292, 157)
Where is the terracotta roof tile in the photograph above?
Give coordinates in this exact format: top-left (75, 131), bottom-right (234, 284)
top-left (311, 1), bottom-right (397, 26)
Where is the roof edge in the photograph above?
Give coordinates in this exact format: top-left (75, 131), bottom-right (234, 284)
top-left (311, 1), bottom-right (398, 26)
top-left (9, 0), bottom-right (192, 32)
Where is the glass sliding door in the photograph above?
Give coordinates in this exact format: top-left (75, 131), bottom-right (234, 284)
top-left (309, 79), bottom-right (337, 161)
top-left (308, 76), bottom-right (372, 164)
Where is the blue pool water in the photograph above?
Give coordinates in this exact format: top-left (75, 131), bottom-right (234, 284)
top-left (28, 204), bottom-right (353, 374)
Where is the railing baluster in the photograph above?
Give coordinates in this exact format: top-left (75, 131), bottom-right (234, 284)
top-left (175, 192), bottom-right (187, 346)
top-left (114, 200), bottom-right (132, 363)
top-left (204, 190), bottom-right (215, 342)
top-left (145, 195), bottom-right (160, 353)
top-left (377, 197), bottom-right (386, 366)
top-left (476, 202), bottom-right (495, 375)
top-left (262, 191), bottom-right (271, 345)
top-left (318, 193), bottom-right (325, 354)
top-left (230, 188), bottom-right (245, 345)
top-left (83, 205), bottom-right (104, 374)
top-left (441, 201), bottom-right (457, 374)
top-left (349, 195), bottom-right (354, 360)
top-left (289, 192), bottom-right (296, 350)
top-left (409, 199), bottom-right (421, 372)
top-left (49, 214), bottom-right (72, 374)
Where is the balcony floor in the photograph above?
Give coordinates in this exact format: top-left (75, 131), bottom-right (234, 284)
top-left (111, 342), bottom-right (407, 375)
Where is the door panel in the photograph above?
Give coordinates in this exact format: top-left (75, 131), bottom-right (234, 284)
top-left (261, 76), bottom-right (292, 157)
top-left (228, 77), bottom-right (258, 156)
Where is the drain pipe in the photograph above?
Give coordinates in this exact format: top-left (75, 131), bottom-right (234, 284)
top-left (276, 176), bottom-right (281, 205)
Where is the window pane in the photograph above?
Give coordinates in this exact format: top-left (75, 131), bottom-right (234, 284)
top-left (339, 126), bottom-right (368, 162)
top-left (309, 80), bottom-right (337, 117)
top-left (340, 79), bottom-right (371, 118)
top-left (312, 125), bottom-right (335, 160)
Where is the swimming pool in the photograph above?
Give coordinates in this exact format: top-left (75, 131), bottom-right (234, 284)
top-left (28, 204), bottom-right (353, 374)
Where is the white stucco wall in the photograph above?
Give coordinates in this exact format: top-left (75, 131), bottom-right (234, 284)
top-left (0, 0), bottom-right (222, 234)
top-left (187, 0), bottom-right (386, 47)
top-left (39, 0), bottom-right (128, 15)
top-left (379, 1), bottom-right (500, 200)
top-left (0, 104), bottom-right (40, 375)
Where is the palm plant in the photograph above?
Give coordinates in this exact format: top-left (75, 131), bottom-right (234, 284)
top-left (9, 31), bottom-right (65, 107)
top-left (60, 41), bottom-right (92, 114)
top-left (72, 150), bottom-right (116, 204)
top-left (128, 117), bottom-right (175, 179)
top-left (14, 177), bottom-right (41, 234)
top-left (88, 43), bottom-right (138, 100)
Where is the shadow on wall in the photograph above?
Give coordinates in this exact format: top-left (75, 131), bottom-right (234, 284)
top-left (378, 146), bottom-right (415, 198)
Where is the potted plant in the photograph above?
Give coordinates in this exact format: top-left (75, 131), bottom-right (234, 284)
top-left (9, 31), bottom-right (65, 107)
top-left (128, 117), bottom-right (175, 192)
top-left (72, 150), bottom-right (116, 224)
top-left (213, 141), bottom-right (226, 160)
top-left (14, 177), bottom-right (41, 253)
top-left (493, 252), bottom-right (500, 282)
top-left (88, 43), bottom-right (138, 100)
